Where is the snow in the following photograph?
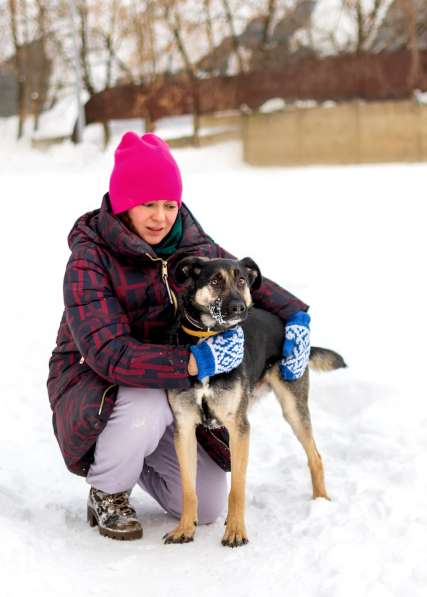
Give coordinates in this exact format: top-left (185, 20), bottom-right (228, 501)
top-left (259, 98), bottom-right (286, 114)
top-left (29, 109), bottom-right (238, 145)
top-left (259, 98), bottom-right (339, 114)
top-left (414, 89), bottom-right (427, 105)
top-left (32, 93), bottom-right (89, 140)
top-left (1, 116), bottom-right (427, 597)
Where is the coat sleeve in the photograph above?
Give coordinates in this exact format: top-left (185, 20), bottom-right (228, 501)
top-left (64, 246), bottom-right (192, 390)
top-left (213, 244), bottom-right (309, 321)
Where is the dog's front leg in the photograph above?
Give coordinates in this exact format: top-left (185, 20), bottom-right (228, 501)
top-left (222, 419), bottom-right (250, 547)
top-left (163, 419), bottom-right (198, 544)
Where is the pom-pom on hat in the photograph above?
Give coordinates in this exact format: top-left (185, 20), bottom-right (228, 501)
top-left (109, 132), bottom-right (182, 215)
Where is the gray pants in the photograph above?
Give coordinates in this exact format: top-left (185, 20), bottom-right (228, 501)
top-left (87, 386), bottom-right (227, 524)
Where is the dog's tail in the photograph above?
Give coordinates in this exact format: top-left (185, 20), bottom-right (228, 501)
top-left (309, 347), bottom-right (347, 372)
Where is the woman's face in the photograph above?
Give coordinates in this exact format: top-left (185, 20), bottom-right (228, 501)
top-left (127, 200), bottom-right (179, 245)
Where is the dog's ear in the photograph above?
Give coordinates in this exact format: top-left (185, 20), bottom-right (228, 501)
top-left (239, 257), bottom-right (262, 290)
top-left (174, 256), bottom-right (205, 284)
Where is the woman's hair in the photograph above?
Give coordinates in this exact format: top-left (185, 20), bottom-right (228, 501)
top-left (117, 212), bottom-right (139, 236)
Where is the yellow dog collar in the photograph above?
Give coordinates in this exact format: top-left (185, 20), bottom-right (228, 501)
top-left (180, 324), bottom-right (218, 338)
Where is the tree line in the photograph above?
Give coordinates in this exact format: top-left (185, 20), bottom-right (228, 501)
top-left (0, 1), bottom-right (425, 140)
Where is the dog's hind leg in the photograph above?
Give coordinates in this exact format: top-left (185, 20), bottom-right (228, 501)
top-left (163, 407), bottom-right (200, 544)
top-left (221, 417), bottom-right (250, 547)
top-left (266, 365), bottom-right (330, 501)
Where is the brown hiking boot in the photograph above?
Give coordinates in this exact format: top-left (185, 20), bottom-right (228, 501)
top-left (87, 487), bottom-right (143, 540)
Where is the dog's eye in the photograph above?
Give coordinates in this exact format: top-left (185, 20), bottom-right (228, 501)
top-left (210, 275), bottom-right (222, 287)
top-left (238, 277), bottom-right (246, 287)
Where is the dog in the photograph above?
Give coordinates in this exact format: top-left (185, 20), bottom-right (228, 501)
top-left (164, 256), bottom-right (346, 547)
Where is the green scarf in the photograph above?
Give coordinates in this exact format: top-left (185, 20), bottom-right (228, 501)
top-left (152, 212), bottom-right (183, 257)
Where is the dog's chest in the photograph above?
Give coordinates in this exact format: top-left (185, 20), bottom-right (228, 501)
top-left (195, 379), bottom-right (213, 407)
top-left (194, 378), bottom-right (242, 428)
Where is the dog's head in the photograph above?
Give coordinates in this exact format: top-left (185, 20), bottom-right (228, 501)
top-left (174, 256), bottom-right (262, 330)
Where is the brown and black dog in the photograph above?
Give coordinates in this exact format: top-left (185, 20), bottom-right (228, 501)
top-left (164, 257), bottom-right (346, 547)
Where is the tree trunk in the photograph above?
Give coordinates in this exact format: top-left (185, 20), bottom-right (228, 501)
top-left (77, 0), bottom-right (96, 96)
top-left (33, 0), bottom-right (49, 133)
top-left (102, 121), bottom-right (111, 148)
top-left (8, 0), bottom-right (27, 139)
top-left (221, 0), bottom-right (245, 73)
top-left (203, 0), bottom-right (215, 56)
top-left (144, 111), bottom-right (155, 133)
top-left (260, 0), bottom-right (277, 49)
top-left (192, 79), bottom-right (201, 147)
top-left (400, 0), bottom-right (423, 89)
top-left (164, 2), bottom-right (201, 146)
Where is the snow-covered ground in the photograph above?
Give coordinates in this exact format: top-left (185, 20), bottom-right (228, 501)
top-left (1, 119), bottom-right (426, 597)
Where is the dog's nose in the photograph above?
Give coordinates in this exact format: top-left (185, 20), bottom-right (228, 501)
top-left (228, 299), bottom-right (246, 315)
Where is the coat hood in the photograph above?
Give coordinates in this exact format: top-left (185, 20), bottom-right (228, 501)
top-left (67, 194), bottom-right (211, 260)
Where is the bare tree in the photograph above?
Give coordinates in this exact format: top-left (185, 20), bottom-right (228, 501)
top-left (400, 0), bottom-right (423, 88)
top-left (162, 0), bottom-right (201, 145)
top-left (76, 0), bottom-right (96, 96)
top-left (128, 0), bottom-right (164, 132)
top-left (61, 0), bottom-right (135, 144)
top-left (98, 0), bottom-right (121, 145)
top-left (343, 0), bottom-right (391, 53)
top-left (220, 0), bottom-right (245, 72)
top-left (203, 0), bottom-right (215, 56)
top-left (260, 0), bottom-right (277, 49)
top-left (0, 3), bottom-right (12, 62)
top-left (8, 0), bottom-right (26, 138)
top-left (32, 0), bottom-right (50, 131)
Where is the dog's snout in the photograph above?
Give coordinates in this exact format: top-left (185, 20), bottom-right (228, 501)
top-left (229, 299), bottom-right (246, 315)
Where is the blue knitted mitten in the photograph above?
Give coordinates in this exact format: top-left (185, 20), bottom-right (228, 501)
top-left (280, 311), bottom-right (311, 381)
top-left (190, 326), bottom-right (244, 381)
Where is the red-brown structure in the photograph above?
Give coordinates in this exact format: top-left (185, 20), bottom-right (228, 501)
top-left (85, 50), bottom-right (427, 125)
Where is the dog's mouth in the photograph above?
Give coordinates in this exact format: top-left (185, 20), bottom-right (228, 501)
top-left (208, 298), bottom-right (226, 325)
top-left (185, 297), bottom-right (247, 330)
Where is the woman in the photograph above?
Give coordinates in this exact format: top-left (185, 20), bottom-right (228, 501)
top-left (47, 131), bottom-right (310, 541)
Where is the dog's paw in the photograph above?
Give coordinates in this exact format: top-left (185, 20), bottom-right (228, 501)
top-left (313, 491), bottom-right (332, 501)
top-left (222, 523), bottom-right (249, 548)
top-left (163, 522), bottom-right (197, 545)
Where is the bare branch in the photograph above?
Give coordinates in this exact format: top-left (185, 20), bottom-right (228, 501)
top-left (260, 0), bottom-right (277, 49)
top-left (77, 0), bottom-right (96, 96)
top-left (220, 0), bottom-right (245, 72)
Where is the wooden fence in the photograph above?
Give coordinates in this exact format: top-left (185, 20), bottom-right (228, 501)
top-left (242, 100), bottom-right (427, 166)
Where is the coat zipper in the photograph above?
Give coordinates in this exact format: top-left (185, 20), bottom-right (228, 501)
top-left (98, 384), bottom-right (117, 416)
top-left (91, 254), bottom-right (176, 419)
top-left (145, 253), bottom-right (177, 312)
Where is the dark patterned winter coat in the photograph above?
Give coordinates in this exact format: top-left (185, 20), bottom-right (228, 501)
top-left (47, 195), bottom-right (308, 476)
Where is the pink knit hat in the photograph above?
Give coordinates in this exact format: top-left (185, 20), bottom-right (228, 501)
top-left (109, 132), bottom-right (182, 215)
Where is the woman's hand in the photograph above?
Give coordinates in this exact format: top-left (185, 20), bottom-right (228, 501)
top-left (188, 353), bottom-right (198, 376)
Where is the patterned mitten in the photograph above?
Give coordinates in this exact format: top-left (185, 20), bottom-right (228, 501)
top-left (280, 311), bottom-right (311, 381)
top-left (190, 326), bottom-right (244, 381)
